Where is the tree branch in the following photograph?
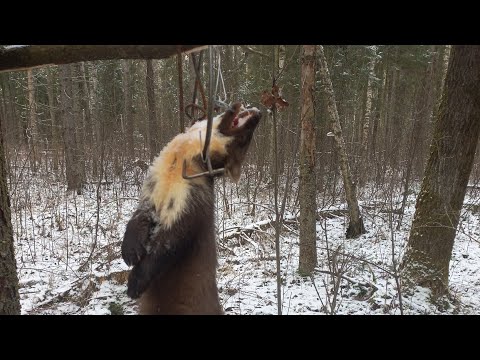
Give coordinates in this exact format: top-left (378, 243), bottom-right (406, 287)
top-left (0, 45), bottom-right (206, 72)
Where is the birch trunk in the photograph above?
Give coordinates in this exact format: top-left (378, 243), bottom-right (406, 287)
top-left (318, 45), bottom-right (366, 239)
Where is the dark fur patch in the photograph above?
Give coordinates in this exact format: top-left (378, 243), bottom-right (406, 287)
top-left (168, 198), bottom-right (175, 210)
top-left (126, 182), bottom-right (218, 304)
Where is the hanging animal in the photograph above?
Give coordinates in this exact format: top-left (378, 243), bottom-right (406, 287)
top-left (121, 103), bottom-right (261, 314)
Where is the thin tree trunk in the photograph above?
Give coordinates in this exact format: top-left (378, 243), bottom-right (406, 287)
top-left (78, 62), bottom-right (94, 178)
top-left (177, 54), bottom-right (185, 133)
top-left (360, 46), bottom-right (377, 187)
top-left (298, 45), bottom-right (317, 275)
top-left (401, 45), bottom-right (480, 297)
top-left (146, 60), bottom-right (159, 161)
top-left (59, 64), bottom-right (83, 193)
top-left (27, 68), bottom-right (38, 173)
top-left (88, 63), bottom-right (100, 178)
top-left (278, 45), bottom-right (287, 174)
top-left (383, 65), bottom-right (398, 173)
top-left (412, 48), bottom-right (436, 179)
top-left (46, 67), bottom-right (59, 172)
top-left (390, 70), bottom-right (407, 172)
top-left (397, 85), bottom-right (422, 229)
top-left (5, 75), bottom-right (23, 147)
top-left (371, 60), bottom-right (386, 163)
top-left (0, 111), bottom-right (21, 315)
top-left (318, 45), bottom-right (366, 239)
top-left (73, 64), bottom-right (86, 185)
top-left (122, 60), bottom-right (135, 158)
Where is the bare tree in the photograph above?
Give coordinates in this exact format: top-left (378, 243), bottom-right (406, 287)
top-left (318, 45), bottom-right (366, 238)
top-left (298, 45), bottom-right (317, 275)
top-left (401, 45), bottom-right (480, 297)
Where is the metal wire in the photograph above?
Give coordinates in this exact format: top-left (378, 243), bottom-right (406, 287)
top-left (182, 45), bottom-right (225, 180)
top-left (202, 45), bottom-right (215, 163)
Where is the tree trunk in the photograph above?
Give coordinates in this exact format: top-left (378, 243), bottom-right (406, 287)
top-left (383, 65), bottom-right (398, 174)
top-left (401, 45), bottom-right (480, 297)
top-left (412, 48), bottom-right (436, 179)
top-left (318, 45), bottom-right (366, 238)
top-left (298, 45), bottom-right (318, 276)
top-left (73, 64), bottom-right (86, 184)
top-left (397, 84), bottom-right (422, 229)
top-left (27, 68), bottom-right (38, 173)
top-left (46, 67), bottom-right (59, 172)
top-left (78, 62), bottom-right (94, 177)
top-left (59, 64), bottom-right (83, 193)
top-left (88, 63), bottom-right (100, 178)
top-left (177, 54), bottom-right (186, 133)
top-left (390, 69), bottom-right (408, 172)
top-left (0, 45), bottom-right (205, 72)
top-left (360, 46), bottom-right (377, 187)
top-left (371, 59), bottom-right (386, 163)
top-left (122, 60), bottom-right (135, 158)
top-left (146, 60), bottom-right (159, 161)
top-left (0, 111), bottom-right (21, 315)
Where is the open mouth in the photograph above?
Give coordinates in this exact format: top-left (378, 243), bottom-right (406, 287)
top-left (232, 107), bottom-right (260, 128)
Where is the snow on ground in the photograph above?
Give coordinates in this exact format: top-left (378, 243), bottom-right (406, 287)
top-left (10, 169), bottom-right (480, 315)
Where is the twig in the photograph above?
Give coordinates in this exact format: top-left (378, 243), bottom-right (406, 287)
top-left (315, 269), bottom-right (379, 291)
top-left (310, 275), bottom-right (326, 313)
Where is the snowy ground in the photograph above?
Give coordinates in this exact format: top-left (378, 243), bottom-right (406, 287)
top-left (10, 168), bottom-right (480, 315)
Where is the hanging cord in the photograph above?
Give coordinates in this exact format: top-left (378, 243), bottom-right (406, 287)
top-left (202, 45), bottom-right (215, 162)
top-left (183, 45), bottom-right (225, 179)
top-left (214, 56), bottom-right (229, 111)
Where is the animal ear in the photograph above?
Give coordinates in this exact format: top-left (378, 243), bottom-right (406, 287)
top-left (218, 102), bottom-right (246, 132)
top-left (230, 102), bottom-right (244, 115)
top-left (217, 108), bottom-right (236, 133)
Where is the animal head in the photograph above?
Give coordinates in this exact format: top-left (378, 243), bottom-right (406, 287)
top-left (189, 102), bottom-right (261, 182)
top-left (142, 102), bottom-right (261, 228)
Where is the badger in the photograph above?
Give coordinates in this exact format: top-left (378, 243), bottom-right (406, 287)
top-left (121, 103), bottom-right (261, 314)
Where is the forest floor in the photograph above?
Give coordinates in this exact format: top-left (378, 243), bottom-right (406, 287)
top-left (11, 169), bottom-right (480, 315)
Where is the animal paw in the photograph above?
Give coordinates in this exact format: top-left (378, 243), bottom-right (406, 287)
top-left (122, 239), bottom-right (147, 267)
top-left (121, 209), bottom-right (152, 266)
top-left (126, 266), bottom-right (150, 299)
